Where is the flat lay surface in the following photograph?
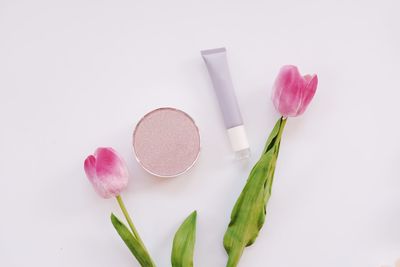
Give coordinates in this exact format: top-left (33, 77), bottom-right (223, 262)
top-left (0, 0), bottom-right (399, 266)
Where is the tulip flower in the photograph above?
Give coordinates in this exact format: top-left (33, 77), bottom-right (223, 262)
top-left (84, 147), bottom-right (155, 267)
top-left (224, 65), bottom-right (318, 267)
top-left (84, 147), bottom-right (129, 198)
top-left (272, 65), bottom-right (318, 117)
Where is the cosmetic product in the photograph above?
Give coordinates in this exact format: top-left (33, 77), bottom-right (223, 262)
top-left (133, 107), bottom-right (200, 177)
top-left (201, 47), bottom-right (250, 159)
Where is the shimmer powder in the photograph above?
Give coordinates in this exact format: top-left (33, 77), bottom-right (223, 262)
top-left (133, 108), bottom-right (200, 177)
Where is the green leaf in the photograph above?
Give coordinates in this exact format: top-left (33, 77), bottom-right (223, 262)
top-left (111, 213), bottom-right (156, 267)
top-left (171, 211), bottom-right (197, 267)
top-left (223, 118), bottom-right (286, 267)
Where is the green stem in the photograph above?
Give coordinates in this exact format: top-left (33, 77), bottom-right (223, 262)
top-left (262, 117), bottom-right (287, 155)
top-left (116, 195), bottom-right (147, 250)
top-left (275, 117), bottom-right (287, 150)
top-left (226, 247), bottom-right (244, 267)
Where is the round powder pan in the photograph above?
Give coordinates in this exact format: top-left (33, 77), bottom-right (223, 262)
top-left (133, 107), bottom-right (201, 178)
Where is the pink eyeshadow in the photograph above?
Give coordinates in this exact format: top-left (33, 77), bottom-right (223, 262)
top-left (133, 108), bottom-right (200, 177)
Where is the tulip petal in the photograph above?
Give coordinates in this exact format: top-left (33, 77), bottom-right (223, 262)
top-left (94, 147), bottom-right (122, 179)
top-left (84, 155), bottom-right (97, 181)
top-left (297, 74), bottom-right (318, 115)
top-left (272, 65), bottom-right (303, 117)
top-left (85, 154), bottom-right (109, 198)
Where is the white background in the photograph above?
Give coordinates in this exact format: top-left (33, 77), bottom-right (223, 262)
top-left (1, 0), bottom-right (399, 266)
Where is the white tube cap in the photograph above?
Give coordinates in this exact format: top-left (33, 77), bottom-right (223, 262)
top-left (227, 125), bottom-right (251, 159)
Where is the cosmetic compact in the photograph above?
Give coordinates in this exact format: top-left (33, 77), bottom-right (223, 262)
top-left (133, 107), bottom-right (200, 178)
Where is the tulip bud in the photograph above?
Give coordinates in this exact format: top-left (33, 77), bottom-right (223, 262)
top-left (272, 65), bottom-right (318, 117)
top-left (84, 147), bottom-right (129, 198)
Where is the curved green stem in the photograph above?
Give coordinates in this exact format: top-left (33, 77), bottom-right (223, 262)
top-left (116, 195), bottom-right (147, 250)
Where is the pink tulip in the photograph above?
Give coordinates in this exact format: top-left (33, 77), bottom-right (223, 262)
top-left (84, 147), bottom-right (129, 198)
top-left (272, 65), bottom-right (318, 117)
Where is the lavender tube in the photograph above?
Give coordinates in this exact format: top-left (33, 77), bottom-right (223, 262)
top-left (201, 47), bottom-right (250, 159)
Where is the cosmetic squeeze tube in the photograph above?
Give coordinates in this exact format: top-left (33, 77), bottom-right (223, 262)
top-left (201, 47), bottom-right (250, 159)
